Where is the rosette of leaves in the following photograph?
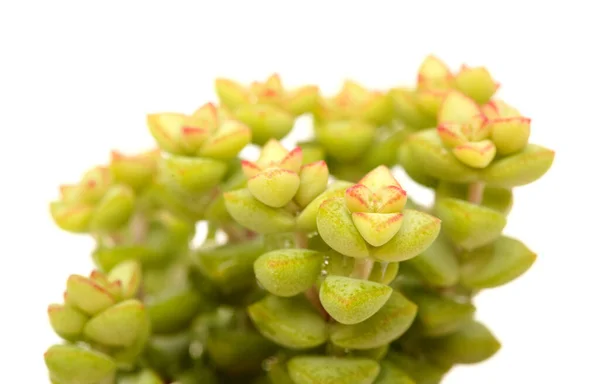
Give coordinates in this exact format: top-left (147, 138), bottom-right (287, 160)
top-left (215, 73), bottom-right (319, 144)
top-left (45, 261), bottom-right (150, 383)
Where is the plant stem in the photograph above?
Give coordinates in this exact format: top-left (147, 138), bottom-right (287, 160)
top-left (305, 285), bottom-right (329, 320)
top-left (467, 181), bottom-right (485, 205)
top-left (295, 232), bottom-right (308, 248)
top-left (351, 258), bottom-right (374, 280)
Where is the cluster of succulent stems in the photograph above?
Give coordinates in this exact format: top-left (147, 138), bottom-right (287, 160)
top-left (45, 56), bottom-right (554, 384)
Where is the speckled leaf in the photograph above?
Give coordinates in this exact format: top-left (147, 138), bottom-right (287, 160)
top-left (397, 143), bottom-right (439, 188)
top-left (45, 344), bottom-right (116, 384)
top-left (247, 168), bottom-right (300, 208)
top-left (331, 290), bottom-right (417, 349)
top-left (234, 104), bottom-right (295, 145)
top-left (254, 249), bottom-right (324, 297)
top-left (83, 299), bottom-right (146, 347)
top-left (160, 155), bottom-right (228, 193)
top-left (193, 239), bottom-right (266, 294)
top-left (314, 120), bottom-right (376, 161)
top-left (481, 144), bottom-right (555, 188)
top-left (197, 120), bottom-right (252, 160)
top-left (370, 209), bottom-right (441, 263)
top-left (454, 66), bottom-right (497, 104)
top-left (352, 212), bottom-right (404, 247)
top-left (434, 198), bottom-right (506, 250)
top-left (405, 234), bottom-right (459, 287)
top-left (295, 161), bottom-right (329, 207)
top-left (460, 236), bottom-right (536, 289)
top-left (374, 361), bottom-right (415, 384)
top-left (406, 129), bottom-right (479, 183)
top-left (296, 181), bottom-right (353, 231)
top-left (385, 352), bottom-right (447, 384)
top-left (49, 202), bottom-right (94, 233)
top-left (248, 295), bottom-right (328, 349)
top-left (224, 188), bottom-right (296, 234)
top-left (320, 275), bottom-right (392, 325)
top-left (317, 197), bottom-right (370, 258)
top-left (452, 140), bottom-right (496, 169)
top-left (287, 356), bottom-right (380, 384)
top-left (425, 320), bottom-right (501, 366)
top-left (206, 328), bottom-right (277, 374)
top-left (66, 275), bottom-right (116, 316)
top-left (48, 304), bottom-right (88, 341)
top-left (488, 117), bottom-right (531, 155)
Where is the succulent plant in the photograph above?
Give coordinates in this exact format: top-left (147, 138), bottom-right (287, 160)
top-left (45, 55), bottom-right (554, 383)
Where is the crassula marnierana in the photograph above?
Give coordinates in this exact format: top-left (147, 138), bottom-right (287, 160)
top-left (45, 55), bottom-right (553, 384)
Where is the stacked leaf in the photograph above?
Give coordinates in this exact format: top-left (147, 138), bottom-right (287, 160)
top-left (44, 56), bottom-right (554, 384)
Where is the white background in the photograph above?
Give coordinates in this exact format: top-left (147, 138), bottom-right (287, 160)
top-left (1, 1), bottom-right (598, 383)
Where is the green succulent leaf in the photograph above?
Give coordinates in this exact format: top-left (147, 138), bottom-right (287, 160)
top-left (206, 328), bottom-right (277, 374)
top-left (481, 144), bottom-right (555, 188)
top-left (314, 120), bottom-right (376, 162)
top-left (405, 234), bottom-right (459, 287)
top-left (65, 275), bottom-right (117, 316)
top-left (248, 295), bottom-right (328, 349)
top-left (107, 260), bottom-right (142, 299)
top-left (374, 360), bottom-right (415, 384)
top-left (92, 245), bottom-right (164, 272)
top-left (425, 320), bottom-right (501, 366)
top-left (436, 181), bottom-right (513, 215)
top-left (406, 129), bottom-right (479, 183)
top-left (83, 299), bottom-right (146, 347)
top-left (296, 181), bottom-right (353, 232)
top-left (254, 249), bottom-right (324, 297)
top-left (287, 356), bottom-right (381, 384)
top-left (193, 238), bottom-right (266, 294)
top-left (319, 275), bottom-right (392, 325)
top-left (386, 351), bottom-right (448, 384)
top-left (224, 188), bottom-right (296, 234)
top-left (460, 236), bottom-right (537, 289)
top-left (45, 344), bottom-right (116, 384)
top-left (397, 142), bottom-right (439, 189)
top-left (89, 185), bottom-right (135, 231)
top-left (234, 104), bottom-right (295, 145)
top-left (408, 290), bottom-right (475, 336)
top-left (330, 290), bottom-right (417, 349)
top-left (434, 198), bottom-right (506, 250)
top-left (317, 197), bottom-right (370, 259)
top-left (369, 262), bottom-right (399, 285)
top-left (370, 209), bottom-right (441, 262)
top-left (48, 304), bottom-right (89, 341)
top-left (146, 288), bottom-right (203, 334)
top-left (160, 155), bottom-right (228, 193)
top-left (247, 168), bottom-right (301, 208)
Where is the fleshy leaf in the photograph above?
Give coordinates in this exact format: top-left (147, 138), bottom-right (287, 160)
top-left (417, 55), bottom-right (452, 90)
top-left (397, 143), bottom-right (439, 188)
top-left (390, 88), bottom-right (437, 129)
top-left (215, 78), bottom-right (249, 109)
top-left (234, 104), bottom-right (295, 145)
top-left (224, 189), bottom-right (296, 234)
top-left (460, 236), bottom-right (537, 289)
top-left (345, 184), bottom-right (374, 213)
top-left (50, 202), bottom-right (94, 233)
top-left (48, 304), bottom-right (88, 341)
top-left (437, 122), bottom-right (469, 148)
top-left (317, 197), bottom-right (369, 258)
top-left (376, 185), bottom-right (407, 214)
top-left (452, 139), bottom-right (496, 168)
top-left (285, 85), bottom-right (320, 116)
top-left (287, 356), bottom-right (380, 384)
top-left (295, 161), bottom-right (329, 207)
top-left (90, 185), bottom-right (135, 231)
top-left (434, 198), bottom-right (506, 250)
top-left (197, 120), bottom-right (252, 160)
top-left (146, 288), bottom-right (203, 334)
top-left (406, 129), bottom-right (479, 183)
top-left (314, 120), bottom-right (376, 161)
top-left (296, 181), bottom-right (353, 231)
top-left (454, 66), bottom-right (498, 104)
top-left (109, 149), bottom-right (158, 191)
top-left (254, 249), bottom-right (324, 297)
top-left (386, 352), bottom-right (447, 384)
top-left (193, 239), bottom-right (266, 294)
top-left (358, 165), bottom-right (400, 191)
top-left (370, 209), bottom-right (441, 263)
top-left (369, 262), bottom-right (399, 285)
top-left (406, 234), bottom-right (459, 287)
top-left (330, 290), bottom-right (417, 349)
top-left (488, 117), bottom-right (531, 155)
top-left (83, 299), bottom-right (146, 347)
top-left (374, 360), bottom-right (415, 384)
top-left (45, 344), bottom-right (116, 384)
top-left (319, 275), bottom-right (392, 325)
top-left (247, 168), bottom-right (300, 208)
top-left (408, 290), bottom-right (475, 336)
top-left (66, 275), bottom-right (116, 316)
top-left (107, 260), bottom-right (142, 299)
top-left (247, 295), bottom-right (328, 349)
top-left (160, 155), bottom-right (228, 193)
top-left (481, 144), bottom-right (554, 188)
top-left (425, 320), bottom-right (501, 366)
top-left (438, 91), bottom-right (481, 124)
top-left (435, 181), bottom-right (513, 216)
top-left (352, 212), bottom-right (404, 247)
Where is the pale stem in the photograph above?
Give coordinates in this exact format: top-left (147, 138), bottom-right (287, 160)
top-left (294, 232), bottom-right (308, 248)
top-left (467, 181), bottom-right (485, 205)
top-left (304, 285), bottom-right (329, 320)
top-left (351, 258), bottom-right (375, 280)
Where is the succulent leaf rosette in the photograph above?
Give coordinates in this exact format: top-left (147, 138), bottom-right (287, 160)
top-left (45, 56), bottom-right (554, 383)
